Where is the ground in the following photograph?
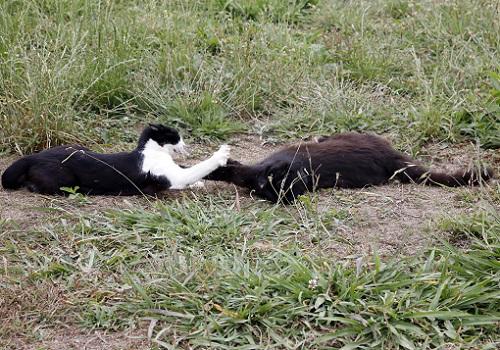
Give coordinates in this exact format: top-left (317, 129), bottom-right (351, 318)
top-left (2, 136), bottom-right (497, 256)
top-left (1, 137), bottom-right (498, 349)
top-left (1, 0), bottom-right (499, 348)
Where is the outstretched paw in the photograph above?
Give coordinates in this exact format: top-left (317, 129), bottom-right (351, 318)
top-left (213, 145), bottom-right (231, 166)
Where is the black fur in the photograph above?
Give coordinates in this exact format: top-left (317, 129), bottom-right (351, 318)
top-left (1, 124), bottom-right (179, 195)
top-left (205, 132), bottom-right (494, 203)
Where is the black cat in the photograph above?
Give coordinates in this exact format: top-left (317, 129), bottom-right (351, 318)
top-left (1, 124), bottom-right (230, 195)
top-left (205, 132), bottom-right (494, 203)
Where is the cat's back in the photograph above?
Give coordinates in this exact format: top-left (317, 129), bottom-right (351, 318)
top-left (3, 145), bottom-right (92, 170)
top-left (317, 132), bottom-right (391, 148)
top-left (29, 144), bottom-right (91, 160)
top-left (277, 132), bottom-right (391, 155)
top-left (28, 145), bottom-right (138, 171)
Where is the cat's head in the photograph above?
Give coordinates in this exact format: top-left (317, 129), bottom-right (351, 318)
top-left (255, 161), bottom-right (313, 204)
top-left (254, 161), bottom-right (292, 203)
top-left (139, 123), bottom-right (188, 155)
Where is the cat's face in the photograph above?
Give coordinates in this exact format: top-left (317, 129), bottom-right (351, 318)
top-left (253, 162), bottom-right (289, 203)
top-left (147, 123), bottom-right (188, 155)
top-left (255, 161), bottom-right (313, 203)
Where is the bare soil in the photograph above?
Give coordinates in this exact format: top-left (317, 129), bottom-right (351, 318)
top-left (2, 328), bottom-right (149, 350)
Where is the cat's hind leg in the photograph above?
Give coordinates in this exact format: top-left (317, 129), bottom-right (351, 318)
top-left (26, 165), bottom-right (77, 195)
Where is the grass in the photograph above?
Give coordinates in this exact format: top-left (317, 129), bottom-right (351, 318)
top-left (1, 195), bottom-right (499, 349)
top-left (1, 0), bottom-right (499, 349)
top-left (1, 0), bottom-right (499, 154)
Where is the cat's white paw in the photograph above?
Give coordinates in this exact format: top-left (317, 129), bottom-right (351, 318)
top-left (189, 181), bottom-right (205, 189)
top-left (213, 145), bottom-right (230, 166)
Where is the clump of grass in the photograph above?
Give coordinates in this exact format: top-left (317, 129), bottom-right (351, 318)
top-left (438, 210), bottom-right (499, 242)
top-left (3, 196), bottom-right (498, 348)
top-left (163, 93), bottom-right (245, 140)
top-left (454, 109), bottom-right (500, 150)
top-left (209, 0), bottom-right (319, 23)
top-left (455, 73), bottom-right (500, 149)
top-left (385, 0), bottom-right (412, 20)
top-left (86, 205), bottom-right (498, 349)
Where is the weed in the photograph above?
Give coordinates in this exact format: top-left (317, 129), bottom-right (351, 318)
top-left (60, 186), bottom-right (92, 205)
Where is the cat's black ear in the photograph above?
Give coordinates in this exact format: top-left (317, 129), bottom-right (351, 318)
top-left (148, 123), bottom-right (159, 131)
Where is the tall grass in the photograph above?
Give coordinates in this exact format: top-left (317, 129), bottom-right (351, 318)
top-left (1, 0), bottom-right (499, 153)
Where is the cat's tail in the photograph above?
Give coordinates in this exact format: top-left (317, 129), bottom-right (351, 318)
top-left (393, 160), bottom-right (494, 187)
top-left (1, 157), bottom-right (31, 190)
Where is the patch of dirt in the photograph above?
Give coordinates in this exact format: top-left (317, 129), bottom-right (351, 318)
top-left (2, 328), bottom-right (149, 350)
top-left (0, 275), bottom-right (152, 350)
top-left (0, 277), bottom-right (148, 350)
top-left (314, 184), bottom-right (483, 257)
top-left (186, 133), bottom-right (278, 164)
top-left (0, 156), bottom-right (49, 229)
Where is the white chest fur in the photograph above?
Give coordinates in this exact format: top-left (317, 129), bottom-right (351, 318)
top-left (140, 139), bottom-right (231, 190)
top-left (141, 146), bottom-right (178, 178)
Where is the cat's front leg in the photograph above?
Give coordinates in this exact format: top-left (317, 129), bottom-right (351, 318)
top-left (210, 144), bottom-right (231, 167)
top-left (169, 145), bottom-right (230, 189)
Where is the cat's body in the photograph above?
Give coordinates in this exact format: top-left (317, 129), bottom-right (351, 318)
top-left (205, 132), bottom-right (493, 203)
top-left (1, 124), bottom-right (230, 195)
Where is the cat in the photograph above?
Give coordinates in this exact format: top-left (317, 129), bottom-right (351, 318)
top-left (1, 123), bottom-right (230, 196)
top-left (205, 132), bottom-right (494, 203)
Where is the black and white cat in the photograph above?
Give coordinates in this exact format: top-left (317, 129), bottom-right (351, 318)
top-left (205, 132), bottom-right (494, 203)
top-left (1, 123), bottom-right (230, 195)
